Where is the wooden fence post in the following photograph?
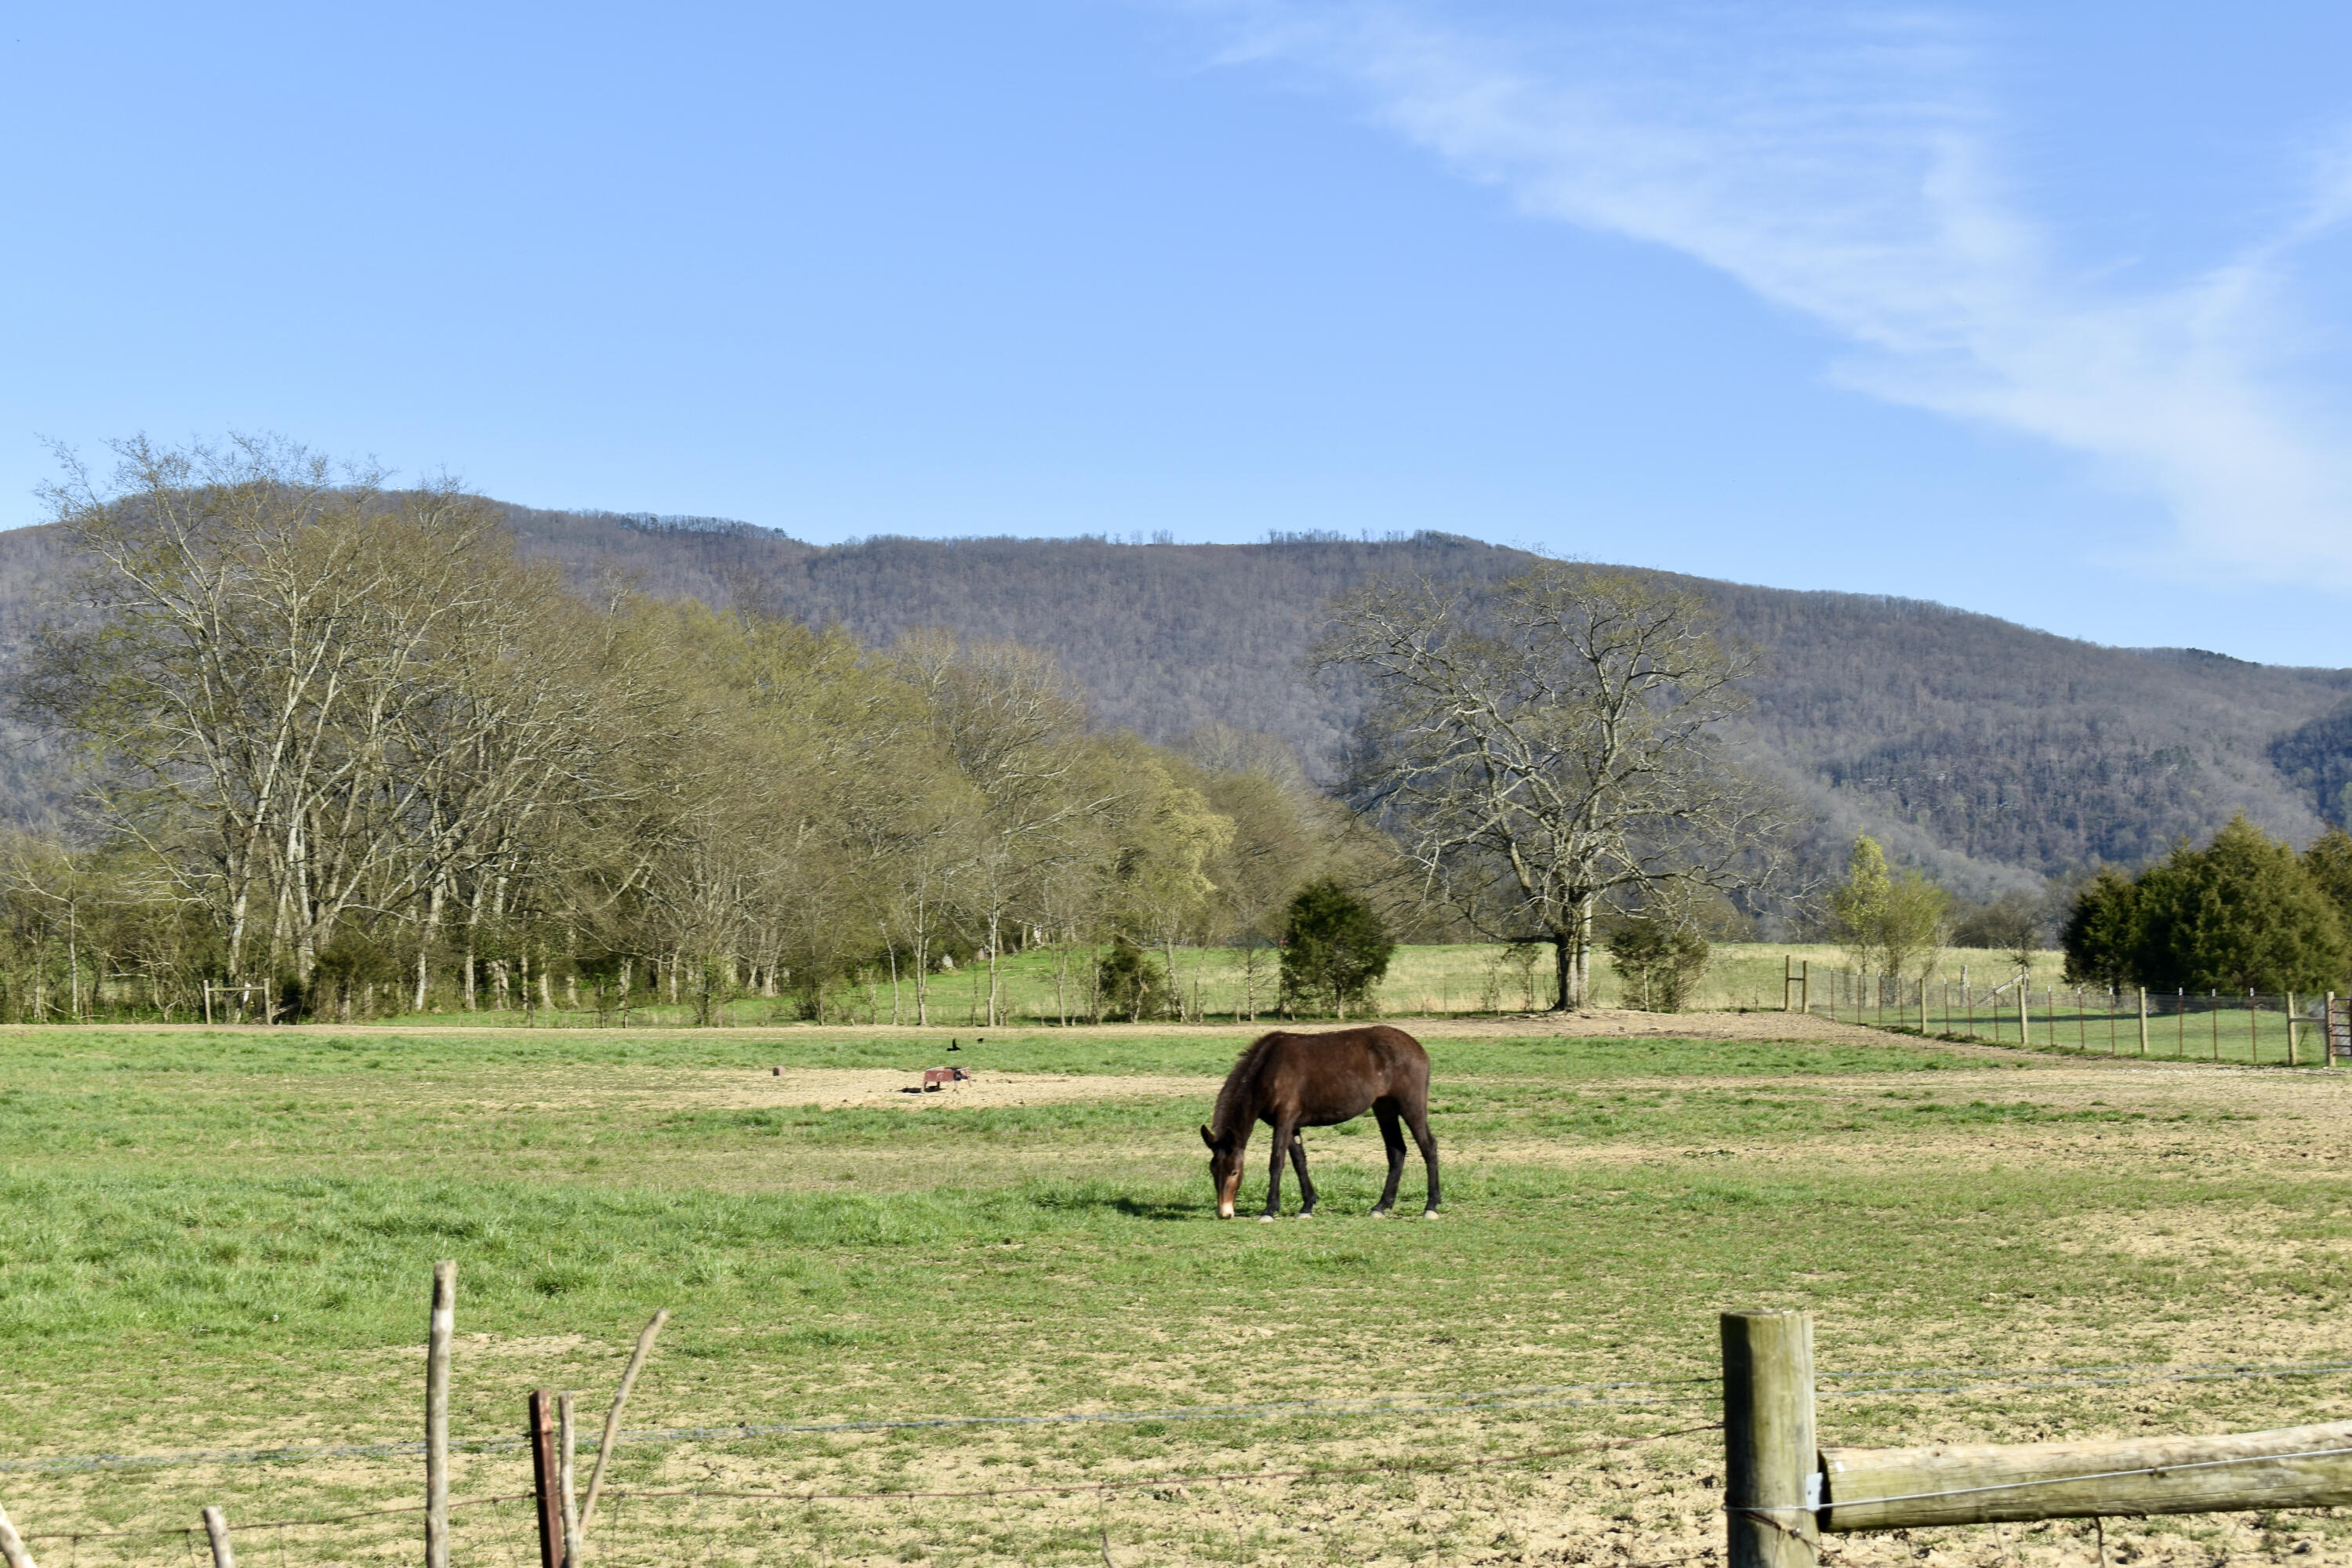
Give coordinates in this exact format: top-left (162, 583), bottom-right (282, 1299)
top-left (2137, 988), bottom-right (2148, 1057)
top-left (581, 1308), bottom-right (670, 1537)
top-left (426, 1261), bottom-right (455, 1568)
top-left (559, 1392), bottom-right (583, 1568)
top-left (2288, 992), bottom-right (2298, 1066)
top-left (0, 1500), bottom-right (37, 1568)
top-left (201, 1505), bottom-right (235, 1568)
top-left (1722, 1310), bottom-right (1817, 1568)
top-left (529, 1391), bottom-right (562, 1568)
top-left (2019, 982), bottom-right (2031, 1050)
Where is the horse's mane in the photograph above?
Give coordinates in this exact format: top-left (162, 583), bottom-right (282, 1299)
top-left (1211, 1032), bottom-right (1287, 1137)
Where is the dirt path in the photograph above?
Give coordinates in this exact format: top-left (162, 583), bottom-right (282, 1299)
top-left (706, 1066), bottom-right (1218, 1109)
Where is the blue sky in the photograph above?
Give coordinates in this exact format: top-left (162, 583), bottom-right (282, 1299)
top-left (5, 2), bottom-right (2350, 663)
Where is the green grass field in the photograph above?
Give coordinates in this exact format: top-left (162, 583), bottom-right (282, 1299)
top-left (3, 1020), bottom-right (2349, 1566)
top-left (347, 941), bottom-right (2077, 1029)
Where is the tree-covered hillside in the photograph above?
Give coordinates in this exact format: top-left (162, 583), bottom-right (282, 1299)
top-left (8, 507), bottom-right (2349, 890)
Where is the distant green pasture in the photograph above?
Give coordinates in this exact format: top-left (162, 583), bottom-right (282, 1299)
top-left (360, 941), bottom-right (2076, 1029)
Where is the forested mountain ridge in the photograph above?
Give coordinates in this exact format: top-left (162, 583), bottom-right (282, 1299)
top-left (6, 506), bottom-right (2348, 891)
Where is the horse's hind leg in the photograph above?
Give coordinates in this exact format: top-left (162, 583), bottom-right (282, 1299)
top-left (1404, 1099), bottom-right (1441, 1217)
top-left (1288, 1134), bottom-right (1316, 1217)
top-left (1370, 1103), bottom-right (1407, 1217)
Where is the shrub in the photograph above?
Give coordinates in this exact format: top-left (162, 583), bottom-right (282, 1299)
top-left (1278, 880), bottom-right (1395, 1020)
top-left (1095, 934), bottom-right (1169, 1022)
top-left (1605, 920), bottom-right (1711, 1011)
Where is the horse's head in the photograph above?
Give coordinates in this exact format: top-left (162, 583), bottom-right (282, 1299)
top-left (1200, 1123), bottom-right (1243, 1218)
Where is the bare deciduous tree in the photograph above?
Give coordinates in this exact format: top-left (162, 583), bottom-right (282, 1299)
top-left (1315, 561), bottom-right (1784, 1009)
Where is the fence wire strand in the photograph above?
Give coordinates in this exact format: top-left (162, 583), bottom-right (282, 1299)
top-left (21, 1492), bottom-right (533, 1544)
top-left (597, 1419), bottom-right (1726, 1506)
top-left (11, 1359), bottom-right (2350, 1476)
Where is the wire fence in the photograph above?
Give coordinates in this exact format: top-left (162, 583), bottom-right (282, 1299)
top-left (13, 1359), bottom-right (2352, 1563)
top-left (1798, 967), bottom-right (2352, 1065)
top-left (20, 1358), bottom-right (2352, 1479)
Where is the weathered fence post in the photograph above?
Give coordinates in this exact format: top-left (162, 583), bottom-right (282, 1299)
top-left (530, 1391), bottom-right (562, 1568)
top-left (2019, 982), bottom-right (2031, 1049)
top-left (560, 1392), bottom-right (583, 1568)
top-left (2287, 993), bottom-right (2298, 1066)
top-left (1722, 1310), bottom-right (1817, 1568)
top-left (580, 1308), bottom-right (670, 1538)
top-left (201, 1505), bottom-right (235, 1568)
top-left (2137, 988), bottom-right (2148, 1056)
top-left (0, 1500), bottom-right (37, 1568)
top-left (426, 1261), bottom-right (455, 1568)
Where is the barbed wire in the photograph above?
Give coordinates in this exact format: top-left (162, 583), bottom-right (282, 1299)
top-left (12, 1359), bottom-right (2347, 1477)
top-left (1818, 1364), bottom-right (2352, 1401)
top-left (12, 1428), bottom-right (1723, 1544)
top-left (0, 1378), bottom-right (1716, 1475)
top-left (1818, 1359), bottom-right (2352, 1383)
top-left (20, 1491), bottom-right (533, 1544)
top-left (597, 1420), bottom-right (1727, 1506)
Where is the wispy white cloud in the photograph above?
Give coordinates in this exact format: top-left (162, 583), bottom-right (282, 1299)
top-left (1209, 2), bottom-right (2352, 585)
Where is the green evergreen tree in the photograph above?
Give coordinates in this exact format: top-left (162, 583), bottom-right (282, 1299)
top-left (1278, 879), bottom-right (1396, 1020)
top-left (2132, 815), bottom-right (2349, 993)
top-left (1095, 932), bottom-right (1171, 1023)
top-left (2303, 827), bottom-right (2352, 963)
top-left (1604, 918), bottom-right (1711, 1012)
top-left (2060, 869), bottom-right (2140, 989)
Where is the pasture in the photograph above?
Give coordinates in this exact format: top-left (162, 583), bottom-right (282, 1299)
top-left (351, 941), bottom-right (2075, 1028)
top-left (2, 1018), bottom-right (2350, 1566)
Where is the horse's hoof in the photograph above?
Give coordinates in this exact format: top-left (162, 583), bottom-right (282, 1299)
top-left (1298, 1210), bottom-right (1316, 1218)
top-left (1369, 1208), bottom-right (1391, 1219)
top-left (1258, 1214), bottom-right (1276, 1224)
top-left (1421, 1208), bottom-right (1441, 1220)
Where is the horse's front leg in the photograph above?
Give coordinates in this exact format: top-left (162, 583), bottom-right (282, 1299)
top-left (1287, 1133), bottom-right (1316, 1217)
top-left (1261, 1119), bottom-right (1296, 1221)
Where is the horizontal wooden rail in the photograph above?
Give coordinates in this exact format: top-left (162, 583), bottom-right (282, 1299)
top-left (1723, 1311), bottom-right (2352, 1568)
top-left (1821, 1420), bottom-right (2352, 1529)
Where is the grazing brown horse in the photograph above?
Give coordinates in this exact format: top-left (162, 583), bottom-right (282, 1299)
top-left (1200, 1025), bottom-right (1440, 1221)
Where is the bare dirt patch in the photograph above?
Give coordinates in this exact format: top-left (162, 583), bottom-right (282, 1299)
top-left (691, 1067), bottom-right (1220, 1111)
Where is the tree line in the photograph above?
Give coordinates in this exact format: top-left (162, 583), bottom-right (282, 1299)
top-left (34, 441), bottom-right (2340, 1027)
top-left (1805, 813), bottom-right (2352, 1005)
top-left (2060, 816), bottom-right (2352, 996)
top-left (0, 438), bottom-right (1383, 1025)
top-left (2, 437), bottom-right (1822, 1026)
